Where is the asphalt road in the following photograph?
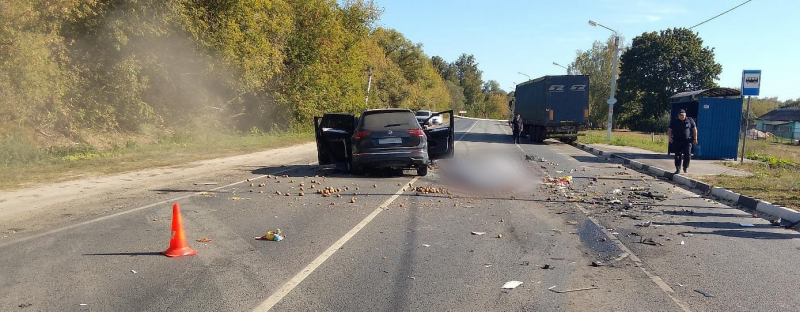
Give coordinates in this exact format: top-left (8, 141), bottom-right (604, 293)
top-left (1, 118), bottom-right (799, 312)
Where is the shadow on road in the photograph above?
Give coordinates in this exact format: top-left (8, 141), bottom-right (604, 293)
top-left (83, 252), bottom-right (163, 256)
top-left (689, 229), bottom-right (800, 240)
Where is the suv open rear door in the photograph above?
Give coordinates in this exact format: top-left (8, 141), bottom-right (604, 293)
top-left (425, 110), bottom-right (455, 159)
top-left (314, 113), bottom-right (356, 166)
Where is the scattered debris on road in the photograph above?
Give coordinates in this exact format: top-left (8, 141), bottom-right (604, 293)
top-left (471, 231), bottom-right (486, 236)
top-left (739, 223), bottom-right (755, 227)
top-left (131, 270), bottom-right (137, 274)
top-left (196, 238), bottom-right (212, 243)
top-left (230, 197), bottom-right (243, 201)
top-left (548, 285), bottom-right (598, 293)
top-left (640, 238), bottom-right (660, 246)
top-left (695, 289), bottom-right (714, 297)
top-left (502, 281), bottom-right (523, 289)
top-left (255, 229), bottom-right (284, 242)
top-left (542, 264), bottom-right (553, 269)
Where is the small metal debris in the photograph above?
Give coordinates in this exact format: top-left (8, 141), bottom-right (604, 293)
top-left (548, 285), bottom-right (598, 293)
top-left (695, 289), bottom-right (714, 297)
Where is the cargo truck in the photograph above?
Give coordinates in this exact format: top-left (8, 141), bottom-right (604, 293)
top-left (510, 75), bottom-right (590, 143)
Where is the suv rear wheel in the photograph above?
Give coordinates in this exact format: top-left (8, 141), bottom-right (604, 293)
top-left (417, 166), bottom-right (428, 176)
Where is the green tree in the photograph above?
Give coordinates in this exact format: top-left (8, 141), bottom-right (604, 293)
top-left (748, 97), bottom-right (783, 120)
top-left (781, 98), bottom-right (800, 108)
top-left (453, 53), bottom-right (484, 110)
top-left (617, 28), bottom-right (722, 131)
top-left (569, 35), bottom-right (625, 128)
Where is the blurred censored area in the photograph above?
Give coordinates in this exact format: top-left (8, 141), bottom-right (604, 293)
top-left (435, 152), bottom-right (543, 197)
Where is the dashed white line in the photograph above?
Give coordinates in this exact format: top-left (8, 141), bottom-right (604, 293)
top-left (252, 177), bottom-right (419, 312)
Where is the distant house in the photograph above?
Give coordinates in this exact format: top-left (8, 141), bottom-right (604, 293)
top-left (755, 108), bottom-right (800, 141)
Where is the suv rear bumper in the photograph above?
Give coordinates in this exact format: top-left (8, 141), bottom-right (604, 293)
top-left (353, 150), bottom-right (428, 168)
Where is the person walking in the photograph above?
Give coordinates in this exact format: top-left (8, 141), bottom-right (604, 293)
top-left (667, 109), bottom-right (698, 174)
top-left (511, 114), bottom-right (523, 144)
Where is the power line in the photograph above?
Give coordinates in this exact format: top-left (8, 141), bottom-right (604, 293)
top-left (689, 0), bottom-right (753, 30)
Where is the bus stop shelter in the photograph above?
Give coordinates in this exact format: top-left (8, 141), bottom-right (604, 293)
top-left (669, 88), bottom-right (742, 159)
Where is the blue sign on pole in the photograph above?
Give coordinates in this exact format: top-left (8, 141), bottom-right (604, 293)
top-left (741, 70), bottom-right (761, 96)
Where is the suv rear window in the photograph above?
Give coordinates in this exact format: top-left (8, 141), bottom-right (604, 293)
top-left (416, 111), bottom-right (431, 117)
top-left (361, 111), bottom-right (419, 131)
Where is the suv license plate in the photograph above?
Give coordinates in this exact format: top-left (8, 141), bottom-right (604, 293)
top-left (379, 138), bottom-right (402, 144)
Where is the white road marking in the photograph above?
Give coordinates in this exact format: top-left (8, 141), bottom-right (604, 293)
top-left (456, 119), bottom-right (478, 143)
top-left (252, 177), bottom-right (419, 312)
top-left (0, 164), bottom-right (312, 249)
top-left (492, 119), bottom-right (693, 312)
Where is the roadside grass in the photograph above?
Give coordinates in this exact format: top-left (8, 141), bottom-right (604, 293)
top-left (578, 129), bottom-right (800, 211)
top-left (578, 130), bottom-right (668, 153)
top-left (0, 130), bottom-right (313, 190)
top-left (699, 163), bottom-right (800, 210)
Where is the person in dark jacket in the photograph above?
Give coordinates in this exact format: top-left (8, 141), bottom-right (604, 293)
top-left (667, 109), bottom-right (698, 174)
top-left (511, 114), bottom-right (523, 144)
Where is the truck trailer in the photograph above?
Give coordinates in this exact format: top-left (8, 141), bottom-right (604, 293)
top-left (510, 75), bottom-right (590, 143)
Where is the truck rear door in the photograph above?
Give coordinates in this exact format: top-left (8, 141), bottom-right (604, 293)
top-left (546, 77), bottom-right (589, 125)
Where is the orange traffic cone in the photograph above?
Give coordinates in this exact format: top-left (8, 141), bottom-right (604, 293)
top-left (163, 203), bottom-right (197, 257)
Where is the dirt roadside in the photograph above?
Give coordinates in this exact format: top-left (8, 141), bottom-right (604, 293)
top-left (0, 142), bottom-right (317, 237)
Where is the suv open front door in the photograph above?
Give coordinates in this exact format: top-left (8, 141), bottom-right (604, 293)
top-left (314, 113), bottom-right (356, 166)
top-left (425, 110), bottom-right (455, 159)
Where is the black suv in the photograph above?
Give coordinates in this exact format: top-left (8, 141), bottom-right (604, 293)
top-left (314, 109), bottom-right (454, 176)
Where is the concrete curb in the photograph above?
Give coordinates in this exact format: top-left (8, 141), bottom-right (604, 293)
top-left (455, 116), bottom-right (507, 122)
top-left (573, 143), bottom-right (800, 223)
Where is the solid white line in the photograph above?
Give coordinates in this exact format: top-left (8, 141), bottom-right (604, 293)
top-left (456, 119), bottom-right (478, 142)
top-left (0, 164), bottom-right (312, 249)
top-left (252, 177), bottom-right (419, 312)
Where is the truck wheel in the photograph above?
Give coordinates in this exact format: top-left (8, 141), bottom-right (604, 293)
top-left (535, 127), bottom-right (545, 143)
top-left (417, 166), bottom-right (428, 176)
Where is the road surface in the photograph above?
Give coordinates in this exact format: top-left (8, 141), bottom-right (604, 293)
top-left (1, 118), bottom-right (799, 312)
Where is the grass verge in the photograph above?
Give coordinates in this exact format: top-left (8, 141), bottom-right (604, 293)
top-left (0, 131), bottom-right (313, 190)
top-left (578, 129), bottom-right (800, 211)
top-left (578, 130), bottom-right (668, 153)
top-left (697, 163), bottom-right (800, 210)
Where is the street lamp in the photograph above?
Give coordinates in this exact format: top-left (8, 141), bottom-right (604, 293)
top-left (588, 19), bottom-right (620, 141)
top-left (553, 62), bottom-right (569, 75)
top-left (517, 72), bottom-right (530, 80)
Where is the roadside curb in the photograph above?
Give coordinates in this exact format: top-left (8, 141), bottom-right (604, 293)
top-left (572, 142), bottom-right (800, 223)
top-left (455, 116), bottom-right (507, 122)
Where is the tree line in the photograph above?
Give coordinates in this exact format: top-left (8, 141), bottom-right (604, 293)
top-left (0, 0), bottom-right (508, 144)
top-left (569, 27), bottom-right (798, 132)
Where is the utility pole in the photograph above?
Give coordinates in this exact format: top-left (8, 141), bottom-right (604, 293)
top-left (607, 35), bottom-right (620, 141)
top-left (589, 20), bottom-right (620, 141)
top-left (365, 68), bottom-right (372, 106)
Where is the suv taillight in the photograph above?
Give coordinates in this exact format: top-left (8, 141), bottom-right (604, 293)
top-left (354, 131), bottom-right (372, 140)
top-left (407, 129), bottom-right (424, 136)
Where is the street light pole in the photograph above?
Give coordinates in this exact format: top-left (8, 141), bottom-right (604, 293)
top-left (589, 19), bottom-right (620, 141)
top-left (517, 72), bottom-right (530, 81)
top-left (552, 62), bottom-right (569, 75)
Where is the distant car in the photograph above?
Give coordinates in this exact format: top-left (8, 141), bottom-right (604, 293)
top-left (315, 109), bottom-right (454, 176)
top-left (416, 110), bottom-right (443, 126)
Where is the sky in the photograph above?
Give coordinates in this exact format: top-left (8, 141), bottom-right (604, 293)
top-left (374, 0), bottom-right (800, 101)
